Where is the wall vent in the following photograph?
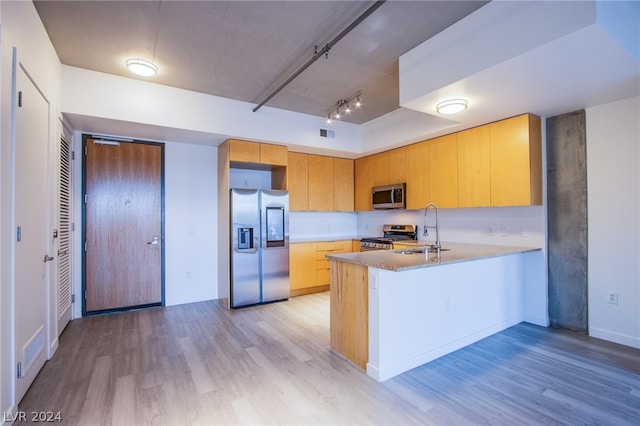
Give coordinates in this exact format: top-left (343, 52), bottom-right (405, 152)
top-left (320, 129), bottom-right (335, 139)
top-left (23, 326), bottom-right (44, 374)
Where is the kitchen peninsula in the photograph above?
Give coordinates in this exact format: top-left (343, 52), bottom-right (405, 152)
top-left (327, 243), bottom-right (543, 382)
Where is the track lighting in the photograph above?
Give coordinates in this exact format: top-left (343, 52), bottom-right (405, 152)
top-left (326, 92), bottom-right (362, 124)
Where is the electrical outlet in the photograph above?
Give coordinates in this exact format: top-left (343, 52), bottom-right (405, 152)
top-left (607, 292), bottom-right (619, 305)
top-left (186, 271), bottom-right (192, 280)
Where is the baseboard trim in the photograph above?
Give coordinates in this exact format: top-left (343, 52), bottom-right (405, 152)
top-left (589, 327), bottom-right (640, 349)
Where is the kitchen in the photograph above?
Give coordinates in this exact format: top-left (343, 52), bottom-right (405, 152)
top-left (1, 0), bottom-right (639, 422)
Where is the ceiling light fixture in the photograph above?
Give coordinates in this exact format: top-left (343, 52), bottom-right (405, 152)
top-left (126, 58), bottom-right (158, 77)
top-left (436, 99), bottom-right (468, 115)
top-left (326, 92), bottom-right (362, 124)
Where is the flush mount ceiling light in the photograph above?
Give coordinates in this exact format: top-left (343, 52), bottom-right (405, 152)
top-left (436, 99), bottom-right (468, 115)
top-left (126, 58), bottom-right (157, 77)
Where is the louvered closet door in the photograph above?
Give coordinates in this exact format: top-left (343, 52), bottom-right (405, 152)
top-left (58, 136), bottom-right (72, 333)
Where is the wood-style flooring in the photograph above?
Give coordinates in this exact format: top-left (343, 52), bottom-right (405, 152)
top-left (19, 292), bottom-right (640, 425)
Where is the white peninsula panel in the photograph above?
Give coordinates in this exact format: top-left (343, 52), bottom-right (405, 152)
top-left (367, 251), bottom-right (539, 382)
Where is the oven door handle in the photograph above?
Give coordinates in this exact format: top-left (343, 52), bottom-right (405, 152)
top-left (391, 186), bottom-right (395, 205)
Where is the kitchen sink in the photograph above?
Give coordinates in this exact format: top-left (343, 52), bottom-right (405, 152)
top-left (396, 247), bottom-right (450, 254)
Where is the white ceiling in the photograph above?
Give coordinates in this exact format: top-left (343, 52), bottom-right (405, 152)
top-left (33, 0), bottom-right (639, 148)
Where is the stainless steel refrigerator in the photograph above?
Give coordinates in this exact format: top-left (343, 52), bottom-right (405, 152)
top-left (230, 188), bottom-right (289, 308)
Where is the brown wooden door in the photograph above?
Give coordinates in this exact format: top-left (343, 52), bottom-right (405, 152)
top-left (84, 138), bottom-right (163, 313)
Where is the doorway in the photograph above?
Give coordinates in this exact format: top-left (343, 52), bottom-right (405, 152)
top-left (83, 136), bottom-right (164, 314)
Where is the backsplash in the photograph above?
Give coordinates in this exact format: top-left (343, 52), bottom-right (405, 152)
top-left (290, 212), bottom-right (358, 240)
top-left (358, 206), bottom-right (545, 247)
top-left (290, 206), bottom-right (545, 248)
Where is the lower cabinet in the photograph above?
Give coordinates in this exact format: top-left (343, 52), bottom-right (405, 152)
top-left (290, 240), bottom-right (354, 296)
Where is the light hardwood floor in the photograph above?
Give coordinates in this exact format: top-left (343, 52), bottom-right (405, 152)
top-left (19, 292), bottom-right (640, 425)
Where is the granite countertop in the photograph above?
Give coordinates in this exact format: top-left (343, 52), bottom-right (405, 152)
top-left (326, 242), bottom-right (542, 272)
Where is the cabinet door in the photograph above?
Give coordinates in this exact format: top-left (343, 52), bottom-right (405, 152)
top-left (308, 155), bottom-right (334, 211)
top-left (333, 158), bottom-right (354, 212)
top-left (229, 139), bottom-right (260, 163)
top-left (490, 114), bottom-right (542, 206)
top-left (289, 243), bottom-right (317, 290)
top-left (429, 134), bottom-right (458, 209)
top-left (406, 141), bottom-right (430, 210)
top-left (260, 143), bottom-right (288, 166)
top-left (287, 152), bottom-right (308, 211)
top-left (372, 152), bottom-right (390, 186)
top-left (388, 147), bottom-right (407, 184)
top-left (458, 125), bottom-right (491, 207)
top-left (354, 156), bottom-right (374, 211)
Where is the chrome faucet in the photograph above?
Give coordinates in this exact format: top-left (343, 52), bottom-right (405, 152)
top-left (423, 202), bottom-right (441, 253)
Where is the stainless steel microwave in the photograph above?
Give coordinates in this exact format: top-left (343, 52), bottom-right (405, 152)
top-left (372, 183), bottom-right (406, 209)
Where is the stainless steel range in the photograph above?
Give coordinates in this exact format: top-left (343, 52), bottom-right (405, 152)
top-left (360, 224), bottom-right (417, 251)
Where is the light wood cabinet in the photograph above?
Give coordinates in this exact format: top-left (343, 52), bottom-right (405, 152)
top-left (405, 141), bottom-right (430, 210)
top-left (333, 158), bottom-right (354, 212)
top-left (330, 260), bottom-right (369, 369)
top-left (308, 155), bottom-right (334, 211)
top-left (458, 125), bottom-right (491, 208)
top-left (490, 114), bottom-right (542, 206)
top-left (260, 143), bottom-right (288, 166)
top-left (372, 152), bottom-right (390, 186)
top-left (316, 240), bottom-right (352, 285)
top-left (287, 152), bottom-right (309, 211)
top-left (352, 239), bottom-right (361, 252)
top-left (354, 156), bottom-right (374, 211)
top-left (228, 139), bottom-right (287, 166)
top-left (290, 240), bottom-right (353, 296)
top-left (429, 134), bottom-right (458, 209)
top-left (228, 139), bottom-right (260, 163)
top-left (289, 242), bottom-right (317, 293)
top-left (288, 153), bottom-right (354, 212)
top-left (388, 146), bottom-right (407, 185)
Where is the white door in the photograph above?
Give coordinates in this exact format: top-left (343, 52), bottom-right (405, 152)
top-left (57, 136), bottom-right (72, 333)
top-left (14, 62), bottom-right (50, 403)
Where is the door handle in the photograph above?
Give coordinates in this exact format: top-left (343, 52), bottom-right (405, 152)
top-left (147, 236), bottom-right (159, 245)
top-left (43, 255), bottom-right (54, 263)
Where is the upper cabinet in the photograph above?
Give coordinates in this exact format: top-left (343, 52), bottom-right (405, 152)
top-left (429, 134), bottom-right (458, 209)
top-left (489, 114), bottom-right (542, 206)
top-left (388, 147), bottom-right (407, 185)
top-left (458, 125), bottom-right (491, 208)
top-left (308, 155), bottom-right (334, 211)
top-left (354, 156), bottom-right (374, 211)
top-left (228, 139), bottom-right (287, 166)
top-left (287, 152), bottom-right (309, 211)
top-left (405, 141), bottom-right (430, 210)
top-left (289, 152), bottom-right (354, 212)
top-left (221, 139), bottom-right (287, 190)
top-left (355, 113), bottom-right (542, 211)
top-left (333, 158), bottom-right (355, 212)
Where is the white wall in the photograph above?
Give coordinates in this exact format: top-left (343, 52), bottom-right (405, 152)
top-left (164, 142), bottom-right (218, 306)
top-left (586, 95), bottom-right (640, 348)
top-left (0, 0), bottom-right (62, 419)
top-left (61, 66), bottom-right (362, 156)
